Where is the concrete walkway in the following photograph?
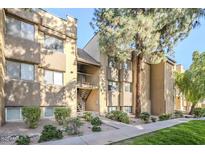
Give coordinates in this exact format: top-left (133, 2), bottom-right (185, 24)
top-left (40, 117), bottom-right (202, 145)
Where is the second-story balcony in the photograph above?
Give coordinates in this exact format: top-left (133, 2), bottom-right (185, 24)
top-left (77, 72), bottom-right (98, 89)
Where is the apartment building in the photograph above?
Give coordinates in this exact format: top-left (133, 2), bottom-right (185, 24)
top-left (0, 8), bottom-right (176, 126)
top-left (80, 34), bottom-right (176, 116)
top-left (0, 8), bottom-right (77, 125)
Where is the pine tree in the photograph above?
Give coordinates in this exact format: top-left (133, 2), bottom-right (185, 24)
top-left (92, 9), bottom-right (205, 117)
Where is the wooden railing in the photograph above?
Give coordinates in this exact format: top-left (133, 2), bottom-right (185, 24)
top-left (77, 72), bottom-right (98, 88)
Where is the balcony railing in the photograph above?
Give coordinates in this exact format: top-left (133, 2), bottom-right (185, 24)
top-left (77, 72), bottom-right (98, 89)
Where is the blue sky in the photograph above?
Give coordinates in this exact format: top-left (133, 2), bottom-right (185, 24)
top-left (45, 8), bottom-right (205, 69)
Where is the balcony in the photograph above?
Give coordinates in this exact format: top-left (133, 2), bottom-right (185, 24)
top-left (77, 72), bottom-right (98, 89)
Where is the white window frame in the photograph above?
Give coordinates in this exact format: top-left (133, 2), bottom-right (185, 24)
top-left (6, 60), bottom-right (35, 81)
top-left (121, 106), bottom-right (132, 113)
top-left (108, 106), bottom-right (117, 112)
top-left (44, 69), bottom-right (63, 86)
top-left (44, 34), bottom-right (64, 53)
top-left (5, 107), bottom-right (22, 122)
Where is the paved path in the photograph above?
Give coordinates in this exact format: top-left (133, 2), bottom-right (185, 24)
top-left (40, 117), bottom-right (203, 145)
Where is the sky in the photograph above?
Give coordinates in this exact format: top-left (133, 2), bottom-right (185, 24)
top-left (45, 8), bottom-right (205, 70)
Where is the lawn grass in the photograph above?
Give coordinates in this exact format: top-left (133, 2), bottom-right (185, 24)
top-left (114, 120), bottom-right (205, 145)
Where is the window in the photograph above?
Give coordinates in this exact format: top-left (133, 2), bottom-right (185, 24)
top-left (108, 106), bottom-right (117, 112)
top-left (6, 16), bottom-right (35, 41)
top-left (6, 61), bottom-right (20, 79)
top-left (6, 107), bottom-right (22, 121)
top-left (123, 60), bottom-right (132, 70)
top-left (121, 106), bottom-right (132, 113)
top-left (54, 72), bottom-right (63, 85)
top-left (124, 83), bottom-right (132, 92)
top-left (44, 35), bottom-right (64, 52)
top-left (21, 63), bottom-right (34, 80)
top-left (44, 70), bottom-right (53, 85)
top-left (108, 56), bottom-right (116, 68)
top-left (44, 70), bottom-right (63, 86)
top-left (6, 60), bottom-right (34, 81)
top-left (108, 81), bottom-right (119, 92)
top-left (44, 107), bottom-right (54, 118)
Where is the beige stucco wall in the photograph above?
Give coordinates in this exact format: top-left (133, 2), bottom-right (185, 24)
top-left (5, 35), bottom-right (41, 64)
top-left (5, 9), bottom-right (41, 24)
top-left (85, 89), bottom-right (99, 112)
top-left (40, 51), bottom-right (66, 72)
top-left (63, 37), bottom-right (77, 116)
top-left (141, 62), bottom-right (151, 113)
top-left (84, 34), bottom-right (100, 62)
top-left (5, 80), bottom-right (41, 106)
top-left (0, 9), bottom-right (5, 125)
top-left (150, 62), bottom-right (165, 115)
top-left (121, 91), bottom-right (132, 106)
top-left (164, 62), bottom-right (175, 114)
top-left (3, 9), bottom-right (78, 118)
top-left (83, 35), bottom-right (108, 114)
top-left (150, 61), bottom-right (175, 115)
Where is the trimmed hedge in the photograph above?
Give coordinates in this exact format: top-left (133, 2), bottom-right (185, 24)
top-left (83, 112), bottom-right (93, 122)
top-left (174, 110), bottom-right (184, 118)
top-left (193, 108), bottom-right (205, 118)
top-left (15, 135), bottom-right (30, 145)
top-left (139, 112), bottom-right (150, 123)
top-left (38, 125), bottom-right (63, 143)
top-left (159, 113), bottom-right (172, 121)
top-left (22, 106), bottom-right (41, 128)
top-left (106, 111), bottom-right (130, 124)
top-left (54, 107), bottom-right (71, 125)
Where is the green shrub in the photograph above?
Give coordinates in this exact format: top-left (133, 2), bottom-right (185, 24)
top-left (54, 107), bottom-right (71, 125)
top-left (83, 112), bottom-right (93, 122)
top-left (151, 117), bottom-right (157, 122)
top-left (202, 108), bottom-right (205, 117)
top-left (65, 117), bottom-right (83, 135)
top-left (38, 125), bottom-right (63, 143)
top-left (159, 113), bottom-right (172, 121)
top-left (174, 110), bottom-right (184, 118)
top-left (139, 112), bottom-right (150, 123)
top-left (193, 108), bottom-right (204, 118)
top-left (22, 106), bottom-right (41, 128)
top-left (15, 135), bottom-right (30, 145)
top-left (90, 117), bottom-right (102, 132)
top-left (105, 111), bottom-right (130, 124)
top-left (91, 117), bottom-right (102, 126)
top-left (92, 125), bottom-right (101, 132)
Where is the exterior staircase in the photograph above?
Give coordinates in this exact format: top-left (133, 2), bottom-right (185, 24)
top-left (77, 89), bottom-right (92, 112)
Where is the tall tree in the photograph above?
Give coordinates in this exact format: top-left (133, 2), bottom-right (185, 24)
top-left (175, 51), bottom-right (205, 114)
top-left (91, 9), bottom-right (205, 117)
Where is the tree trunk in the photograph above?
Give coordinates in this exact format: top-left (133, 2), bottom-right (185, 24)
top-left (135, 54), bottom-right (142, 117)
top-left (189, 103), bottom-right (196, 115)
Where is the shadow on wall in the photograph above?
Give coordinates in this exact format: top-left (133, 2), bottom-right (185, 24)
top-left (44, 80), bottom-right (77, 106)
top-left (4, 9), bottom-right (78, 109)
